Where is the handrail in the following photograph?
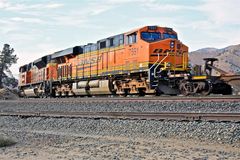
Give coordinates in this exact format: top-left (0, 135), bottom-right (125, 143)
top-left (148, 53), bottom-right (160, 80)
top-left (154, 52), bottom-right (169, 78)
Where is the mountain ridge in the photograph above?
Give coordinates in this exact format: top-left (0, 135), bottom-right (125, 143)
top-left (189, 44), bottom-right (240, 74)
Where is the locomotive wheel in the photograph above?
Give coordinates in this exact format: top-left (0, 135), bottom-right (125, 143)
top-left (43, 93), bottom-right (48, 98)
top-left (39, 92), bottom-right (44, 98)
top-left (201, 81), bottom-right (212, 96)
top-left (179, 80), bottom-right (192, 96)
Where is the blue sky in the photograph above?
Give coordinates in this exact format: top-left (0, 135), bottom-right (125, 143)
top-left (0, 0), bottom-right (239, 76)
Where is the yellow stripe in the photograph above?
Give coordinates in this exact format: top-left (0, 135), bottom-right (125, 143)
top-left (74, 62), bottom-right (150, 77)
top-left (192, 76), bottom-right (207, 80)
top-left (77, 45), bottom-right (124, 58)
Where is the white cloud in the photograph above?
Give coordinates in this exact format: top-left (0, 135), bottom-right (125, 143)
top-left (87, 0), bottom-right (157, 15)
top-left (90, 5), bottom-right (112, 15)
top-left (51, 14), bottom-right (88, 27)
top-left (0, 0), bottom-right (63, 11)
top-left (0, 0), bottom-right (8, 8)
top-left (0, 16), bottom-right (44, 35)
top-left (0, 19), bottom-right (19, 34)
top-left (45, 3), bottom-right (64, 9)
top-left (142, 3), bottom-right (195, 11)
top-left (92, 0), bottom-right (154, 5)
top-left (200, 0), bottom-right (240, 25)
top-left (10, 17), bottom-right (44, 24)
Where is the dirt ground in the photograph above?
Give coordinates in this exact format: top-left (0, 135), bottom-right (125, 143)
top-left (0, 130), bottom-right (239, 160)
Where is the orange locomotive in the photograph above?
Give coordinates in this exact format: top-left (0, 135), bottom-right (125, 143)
top-left (19, 25), bottom-right (229, 97)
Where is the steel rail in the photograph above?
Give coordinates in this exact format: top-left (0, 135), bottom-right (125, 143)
top-left (0, 111), bottom-right (239, 122)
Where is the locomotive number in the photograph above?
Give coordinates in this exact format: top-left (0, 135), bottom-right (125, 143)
top-left (129, 48), bottom-right (138, 56)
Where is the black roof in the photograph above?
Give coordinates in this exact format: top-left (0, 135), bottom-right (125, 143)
top-left (51, 47), bottom-right (73, 59)
top-left (33, 55), bottom-right (49, 69)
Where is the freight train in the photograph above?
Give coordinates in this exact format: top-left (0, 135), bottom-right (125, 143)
top-left (18, 26), bottom-right (233, 97)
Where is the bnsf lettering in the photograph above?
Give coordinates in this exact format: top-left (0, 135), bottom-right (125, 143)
top-left (79, 56), bottom-right (102, 65)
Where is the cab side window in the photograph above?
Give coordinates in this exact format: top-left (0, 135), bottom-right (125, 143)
top-left (109, 38), bottom-right (114, 47)
top-left (108, 34), bottom-right (124, 47)
top-left (100, 41), bottom-right (106, 49)
top-left (127, 33), bottom-right (137, 45)
top-left (119, 34), bottom-right (124, 45)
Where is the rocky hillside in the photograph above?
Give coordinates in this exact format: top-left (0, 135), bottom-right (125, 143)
top-left (0, 75), bottom-right (18, 100)
top-left (2, 77), bottom-right (18, 88)
top-left (189, 44), bottom-right (240, 74)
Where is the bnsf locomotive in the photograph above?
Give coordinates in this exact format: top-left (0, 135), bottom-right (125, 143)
top-left (18, 26), bottom-right (232, 97)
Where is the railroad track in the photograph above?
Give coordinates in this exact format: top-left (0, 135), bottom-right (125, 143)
top-left (0, 111), bottom-right (239, 122)
top-left (2, 96), bottom-right (240, 103)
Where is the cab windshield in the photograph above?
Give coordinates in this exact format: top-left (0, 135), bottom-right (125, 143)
top-left (141, 32), bottom-right (161, 42)
top-left (163, 33), bottom-right (178, 40)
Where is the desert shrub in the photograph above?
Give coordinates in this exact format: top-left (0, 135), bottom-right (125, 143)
top-left (0, 136), bottom-right (16, 147)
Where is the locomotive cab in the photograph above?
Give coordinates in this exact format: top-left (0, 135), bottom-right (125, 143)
top-left (128, 26), bottom-right (189, 94)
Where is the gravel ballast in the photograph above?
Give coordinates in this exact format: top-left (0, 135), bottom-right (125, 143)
top-left (1, 130), bottom-right (239, 160)
top-left (0, 116), bottom-right (239, 147)
top-left (0, 99), bottom-right (239, 159)
top-left (0, 99), bottom-right (239, 113)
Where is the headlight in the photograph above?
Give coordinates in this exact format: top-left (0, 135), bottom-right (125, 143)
top-left (170, 41), bottom-right (175, 48)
